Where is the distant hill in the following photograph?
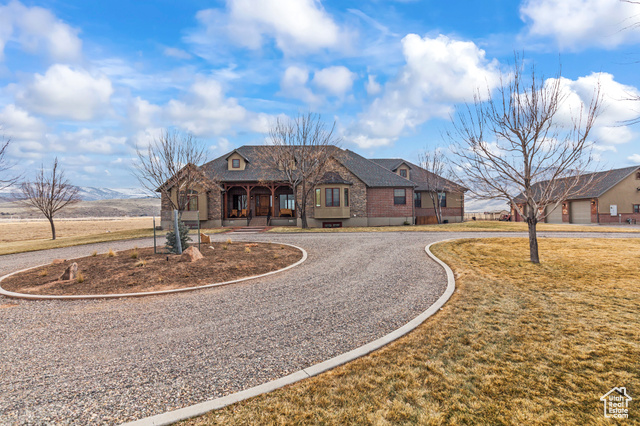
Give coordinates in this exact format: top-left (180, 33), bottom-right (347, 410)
top-left (0, 186), bottom-right (151, 202)
top-left (0, 197), bottom-right (160, 219)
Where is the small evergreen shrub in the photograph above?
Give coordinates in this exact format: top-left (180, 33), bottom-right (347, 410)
top-left (165, 219), bottom-right (192, 254)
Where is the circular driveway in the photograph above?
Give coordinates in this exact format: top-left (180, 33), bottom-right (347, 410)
top-left (0, 231), bottom-right (636, 424)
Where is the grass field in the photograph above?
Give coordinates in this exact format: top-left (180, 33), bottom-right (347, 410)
top-left (182, 238), bottom-right (640, 425)
top-left (0, 218), bottom-right (225, 255)
top-left (269, 220), bottom-right (640, 234)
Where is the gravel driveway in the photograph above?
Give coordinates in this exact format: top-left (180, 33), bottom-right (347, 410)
top-left (0, 231), bottom-right (637, 424)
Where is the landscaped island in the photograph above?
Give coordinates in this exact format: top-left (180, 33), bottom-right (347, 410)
top-left (1, 242), bottom-right (302, 296)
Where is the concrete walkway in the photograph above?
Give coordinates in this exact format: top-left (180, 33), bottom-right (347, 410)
top-left (0, 231), bottom-right (637, 424)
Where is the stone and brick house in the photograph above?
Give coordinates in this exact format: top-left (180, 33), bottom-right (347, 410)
top-left (160, 145), bottom-right (466, 228)
top-left (512, 165), bottom-right (640, 224)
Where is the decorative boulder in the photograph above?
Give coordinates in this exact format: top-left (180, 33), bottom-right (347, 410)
top-left (59, 263), bottom-right (78, 281)
top-left (200, 233), bottom-right (211, 244)
top-left (52, 259), bottom-right (66, 264)
top-left (180, 246), bottom-right (204, 262)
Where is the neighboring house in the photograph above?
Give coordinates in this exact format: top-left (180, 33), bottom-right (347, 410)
top-left (159, 145), bottom-right (466, 228)
top-left (512, 165), bottom-right (640, 224)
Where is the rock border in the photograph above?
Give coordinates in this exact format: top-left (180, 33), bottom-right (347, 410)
top-left (122, 239), bottom-right (457, 426)
top-left (0, 242), bottom-right (307, 300)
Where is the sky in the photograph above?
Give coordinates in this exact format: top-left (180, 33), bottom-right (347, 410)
top-left (1, 0), bottom-right (640, 189)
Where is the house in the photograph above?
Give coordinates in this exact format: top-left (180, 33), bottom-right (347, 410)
top-left (512, 165), bottom-right (640, 224)
top-left (160, 145), bottom-right (466, 228)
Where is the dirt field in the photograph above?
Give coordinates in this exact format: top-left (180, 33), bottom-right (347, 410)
top-left (0, 217), bottom-right (155, 243)
top-left (0, 198), bottom-right (160, 219)
top-left (2, 242), bottom-right (302, 296)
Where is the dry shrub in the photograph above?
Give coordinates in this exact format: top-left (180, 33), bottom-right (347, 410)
top-left (135, 259), bottom-right (147, 267)
top-left (226, 238), bottom-right (232, 245)
top-left (130, 249), bottom-right (139, 259)
top-left (107, 248), bottom-right (117, 257)
top-left (245, 243), bottom-right (258, 247)
top-left (38, 270), bottom-right (48, 277)
top-left (222, 245), bottom-right (228, 250)
top-left (245, 247), bottom-right (251, 253)
top-left (76, 272), bottom-right (84, 283)
top-left (91, 251), bottom-right (98, 257)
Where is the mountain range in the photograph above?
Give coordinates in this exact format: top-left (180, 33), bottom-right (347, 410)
top-left (0, 186), bottom-right (152, 201)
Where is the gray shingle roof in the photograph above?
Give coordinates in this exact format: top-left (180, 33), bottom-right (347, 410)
top-left (522, 165), bottom-right (640, 201)
top-left (200, 146), bottom-right (415, 188)
top-left (337, 151), bottom-right (415, 187)
top-left (371, 158), bottom-right (467, 192)
top-left (318, 171), bottom-right (353, 185)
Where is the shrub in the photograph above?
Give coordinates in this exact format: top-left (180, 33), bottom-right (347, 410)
top-left (135, 259), bottom-right (147, 267)
top-left (226, 237), bottom-right (233, 245)
top-left (245, 247), bottom-right (251, 253)
top-left (222, 245), bottom-right (228, 250)
top-left (76, 272), bottom-right (84, 283)
top-left (130, 250), bottom-right (139, 259)
top-left (107, 248), bottom-right (117, 257)
top-left (38, 269), bottom-right (48, 277)
top-left (91, 251), bottom-right (97, 257)
top-left (165, 219), bottom-right (192, 254)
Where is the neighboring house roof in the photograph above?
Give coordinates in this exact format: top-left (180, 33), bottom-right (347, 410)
top-left (516, 165), bottom-right (640, 202)
top-left (200, 146), bottom-right (415, 188)
top-left (372, 158), bottom-right (467, 192)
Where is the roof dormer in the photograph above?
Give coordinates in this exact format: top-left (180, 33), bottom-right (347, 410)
top-left (225, 149), bottom-right (249, 171)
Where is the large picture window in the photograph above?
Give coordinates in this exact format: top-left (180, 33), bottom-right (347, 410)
top-left (279, 194), bottom-right (295, 210)
top-left (438, 192), bottom-right (447, 208)
top-left (394, 189), bottom-right (406, 205)
top-left (326, 188), bottom-right (340, 207)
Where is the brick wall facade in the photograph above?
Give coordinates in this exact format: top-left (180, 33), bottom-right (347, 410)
top-left (366, 187), bottom-right (414, 217)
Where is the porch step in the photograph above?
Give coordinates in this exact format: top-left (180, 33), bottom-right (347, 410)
top-left (228, 226), bottom-right (268, 234)
top-left (249, 217), bottom-right (268, 227)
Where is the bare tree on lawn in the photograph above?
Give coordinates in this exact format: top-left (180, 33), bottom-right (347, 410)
top-left (133, 129), bottom-right (215, 214)
top-left (418, 148), bottom-right (450, 224)
top-left (266, 112), bottom-right (341, 229)
top-left (17, 158), bottom-right (80, 240)
top-left (0, 137), bottom-right (20, 191)
top-left (448, 57), bottom-right (601, 263)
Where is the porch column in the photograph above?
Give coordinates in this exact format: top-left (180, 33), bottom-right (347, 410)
top-left (269, 185), bottom-right (276, 216)
top-left (223, 186), bottom-right (228, 219)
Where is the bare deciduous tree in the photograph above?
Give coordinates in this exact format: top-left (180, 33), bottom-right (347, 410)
top-left (266, 113), bottom-right (340, 228)
top-left (133, 129), bottom-right (214, 213)
top-left (17, 158), bottom-right (80, 240)
top-left (418, 148), bottom-right (450, 224)
top-left (0, 137), bottom-right (20, 191)
top-left (448, 58), bottom-right (601, 263)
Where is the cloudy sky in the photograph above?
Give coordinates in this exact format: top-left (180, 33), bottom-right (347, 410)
top-left (1, 0), bottom-right (640, 188)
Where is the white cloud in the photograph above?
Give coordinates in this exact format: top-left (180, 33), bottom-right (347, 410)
top-left (366, 75), bottom-right (382, 95)
top-left (520, 0), bottom-right (640, 50)
top-left (0, 104), bottom-right (46, 141)
top-left (51, 129), bottom-right (127, 155)
top-left (279, 65), bottom-right (319, 103)
top-left (193, 0), bottom-right (348, 55)
top-left (346, 34), bottom-right (503, 148)
top-left (629, 154), bottom-right (640, 163)
top-left (312, 66), bottom-right (356, 97)
top-left (163, 47), bottom-right (192, 60)
top-left (165, 78), bottom-right (247, 136)
top-left (128, 97), bottom-right (162, 129)
top-left (0, 0), bottom-right (82, 61)
top-left (17, 64), bottom-right (113, 120)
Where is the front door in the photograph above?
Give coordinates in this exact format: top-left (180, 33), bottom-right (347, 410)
top-left (257, 195), bottom-right (271, 216)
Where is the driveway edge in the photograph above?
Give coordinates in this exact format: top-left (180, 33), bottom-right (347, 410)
top-left (123, 239), bottom-right (457, 426)
top-left (0, 242), bottom-right (307, 300)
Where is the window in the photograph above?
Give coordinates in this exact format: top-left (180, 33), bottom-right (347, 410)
top-left (323, 222), bottom-right (342, 228)
top-left (344, 188), bottom-right (349, 207)
top-left (414, 192), bottom-right (421, 208)
top-left (232, 158), bottom-right (240, 168)
top-left (315, 188), bottom-right (321, 207)
top-left (399, 169), bottom-right (407, 178)
top-left (634, 204), bottom-right (640, 214)
top-left (325, 188), bottom-right (340, 207)
top-left (636, 171), bottom-right (640, 180)
top-left (180, 190), bottom-right (198, 211)
top-left (438, 192), bottom-right (447, 208)
top-left (394, 189), bottom-right (406, 205)
top-left (279, 194), bottom-right (295, 210)
top-left (232, 194), bottom-right (247, 210)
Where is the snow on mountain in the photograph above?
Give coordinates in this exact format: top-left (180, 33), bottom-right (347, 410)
top-left (0, 185), bottom-right (153, 201)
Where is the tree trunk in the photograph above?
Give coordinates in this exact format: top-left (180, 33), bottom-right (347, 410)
top-left (48, 217), bottom-right (56, 240)
top-left (527, 220), bottom-right (540, 264)
top-left (300, 181), bottom-right (308, 229)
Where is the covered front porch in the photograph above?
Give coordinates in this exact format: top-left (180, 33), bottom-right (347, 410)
top-left (222, 183), bottom-right (297, 227)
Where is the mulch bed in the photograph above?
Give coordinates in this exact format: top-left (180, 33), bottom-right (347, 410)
top-left (1, 242), bottom-right (302, 296)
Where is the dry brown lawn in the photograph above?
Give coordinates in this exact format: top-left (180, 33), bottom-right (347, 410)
top-left (269, 221), bottom-right (640, 234)
top-left (0, 218), bottom-right (225, 255)
top-left (182, 238), bottom-right (640, 425)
